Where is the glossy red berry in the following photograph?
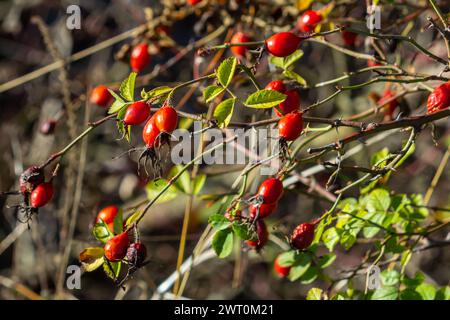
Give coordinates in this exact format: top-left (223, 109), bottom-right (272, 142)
top-left (130, 43), bottom-right (150, 73)
top-left (245, 220), bottom-right (268, 249)
top-left (367, 59), bottom-right (381, 68)
top-left (427, 82), bottom-right (450, 114)
top-left (291, 222), bottom-right (315, 250)
top-left (123, 101), bottom-right (151, 126)
top-left (19, 166), bottom-right (45, 194)
top-left (278, 111), bottom-right (303, 141)
top-left (230, 32), bottom-right (252, 57)
top-left (126, 242), bottom-right (147, 267)
top-left (142, 117), bottom-right (161, 148)
top-left (274, 255), bottom-right (291, 277)
top-left (276, 89), bottom-right (300, 117)
top-left (249, 202), bottom-right (277, 220)
top-left (40, 120), bottom-right (56, 135)
top-left (30, 182), bottom-right (54, 208)
top-left (257, 178), bottom-right (283, 204)
top-left (342, 31), bottom-right (357, 47)
top-left (187, 0), bottom-right (201, 5)
top-left (265, 80), bottom-right (286, 93)
top-left (90, 85), bottom-right (112, 107)
top-left (265, 32), bottom-right (301, 57)
top-left (104, 232), bottom-right (130, 262)
top-left (96, 205), bottom-right (119, 231)
top-left (297, 10), bottom-right (322, 33)
top-left (154, 106), bottom-right (178, 133)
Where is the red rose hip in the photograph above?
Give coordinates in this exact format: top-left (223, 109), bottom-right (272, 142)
top-left (274, 255), bottom-right (291, 277)
top-left (427, 82), bottom-right (450, 114)
top-left (90, 85), bottom-right (112, 107)
top-left (142, 116), bottom-right (161, 148)
top-left (123, 101), bottom-right (151, 125)
top-left (257, 178), bottom-right (283, 204)
top-left (297, 10), bottom-right (322, 32)
top-left (154, 106), bottom-right (178, 133)
top-left (230, 32), bottom-right (252, 57)
top-left (130, 43), bottom-right (150, 72)
top-left (278, 111), bottom-right (303, 141)
top-left (265, 80), bottom-right (286, 93)
top-left (276, 89), bottom-right (300, 117)
top-left (249, 202), bottom-right (277, 220)
top-left (96, 205), bottom-right (119, 231)
top-left (291, 222), bottom-right (315, 250)
top-left (265, 32), bottom-right (301, 57)
top-left (104, 232), bottom-right (130, 262)
top-left (246, 220), bottom-right (269, 249)
top-left (30, 182), bottom-right (54, 208)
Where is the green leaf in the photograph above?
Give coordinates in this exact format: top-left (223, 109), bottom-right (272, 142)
top-left (415, 283), bottom-right (436, 300)
top-left (371, 286), bottom-right (398, 300)
top-left (216, 57), bottom-right (237, 88)
top-left (435, 286), bottom-right (450, 300)
top-left (92, 219), bottom-right (114, 244)
top-left (103, 261), bottom-right (121, 280)
top-left (282, 70), bottom-right (307, 86)
top-left (401, 250), bottom-right (412, 273)
top-left (288, 254), bottom-right (311, 281)
top-left (120, 72), bottom-right (137, 101)
top-left (362, 212), bottom-right (385, 238)
top-left (208, 214), bottom-right (232, 230)
top-left (300, 266), bottom-right (318, 284)
top-left (340, 231), bottom-right (356, 250)
top-left (108, 100), bottom-right (128, 114)
top-left (380, 269), bottom-right (400, 286)
top-left (125, 210), bottom-right (141, 227)
top-left (400, 289), bottom-right (422, 300)
top-left (322, 227), bottom-right (339, 252)
top-left (145, 179), bottom-right (179, 204)
top-left (366, 188), bottom-right (391, 214)
top-left (244, 89), bottom-right (287, 109)
top-left (169, 165), bottom-right (191, 194)
top-left (214, 98), bottom-right (235, 127)
top-left (212, 228), bottom-right (234, 258)
top-left (113, 208), bottom-right (123, 235)
top-left (269, 56), bottom-right (284, 68)
top-left (306, 288), bottom-right (323, 300)
top-left (402, 272), bottom-right (425, 288)
top-left (192, 174), bottom-right (206, 195)
top-left (141, 86), bottom-right (172, 103)
top-left (318, 253), bottom-right (336, 269)
top-left (232, 221), bottom-right (256, 240)
top-left (79, 247), bottom-right (105, 272)
top-left (277, 251), bottom-right (297, 267)
top-left (371, 148), bottom-right (390, 167)
top-left (203, 85), bottom-right (225, 103)
top-left (283, 49), bottom-right (304, 69)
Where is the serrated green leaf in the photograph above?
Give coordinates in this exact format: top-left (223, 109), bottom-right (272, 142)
top-left (79, 247), bottom-right (105, 272)
top-left (108, 100), bottom-right (128, 114)
top-left (366, 188), bottom-right (391, 214)
top-left (169, 165), bottom-right (191, 194)
top-left (92, 219), bottom-right (114, 244)
top-left (322, 227), bottom-right (339, 252)
top-left (300, 266), bottom-right (318, 284)
top-left (244, 89), bottom-right (286, 109)
top-left (283, 49), bottom-right (304, 69)
top-left (216, 57), bottom-right (237, 88)
top-left (380, 269), bottom-right (400, 286)
top-left (120, 72), bottom-right (137, 101)
top-left (288, 254), bottom-right (311, 281)
top-left (282, 70), bottom-right (307, 86)
top-left (371, 286), bottom-right (398, 300)
top-left (212, 228), bottom-right (234, 258)
top-left (400, 289), bottom-right (422, 300)
top-left (435, 286), bottom-right (450, 300)
top-left (208, 214), bottom-right (232, 230)
top-left (277, 251), bottom-right (297, 267)
top-left (318, 253), bottom-right (336, 269)
top-left (145, 179), bottom-right (179, 204)
top-left (306, 288), bottom-right (323, 300)
top-left (192, 174), bottom-right (206, 195)
top-left (214, 98), bottom-right (235, 127)
top-left (203, 85), bottom-right (225, 103)
top-left (415, 283), bottom-right (436, 300)
top-left (141, 86), bottom-right (172, 103)
top-left (362, 212), bottom-right (385, 238)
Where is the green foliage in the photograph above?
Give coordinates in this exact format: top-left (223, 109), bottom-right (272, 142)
top-left (244, 89), bottom-right (286, 109)
top-left (216, 57), bottom-right (237, 88)
top-left (212, 228), bottom-right (234, 258)
top-left (92, 219), bottom-right (114, 244)
top-left (213, 98), bottom-right (235, 128)
top-left (204, 85), bottom-right (225, 103)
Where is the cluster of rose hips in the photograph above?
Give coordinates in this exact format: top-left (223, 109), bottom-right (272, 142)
top-left (18, 166), bottom-right (54, 219)
top-left (96, 206), bottom-right (147, 275)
